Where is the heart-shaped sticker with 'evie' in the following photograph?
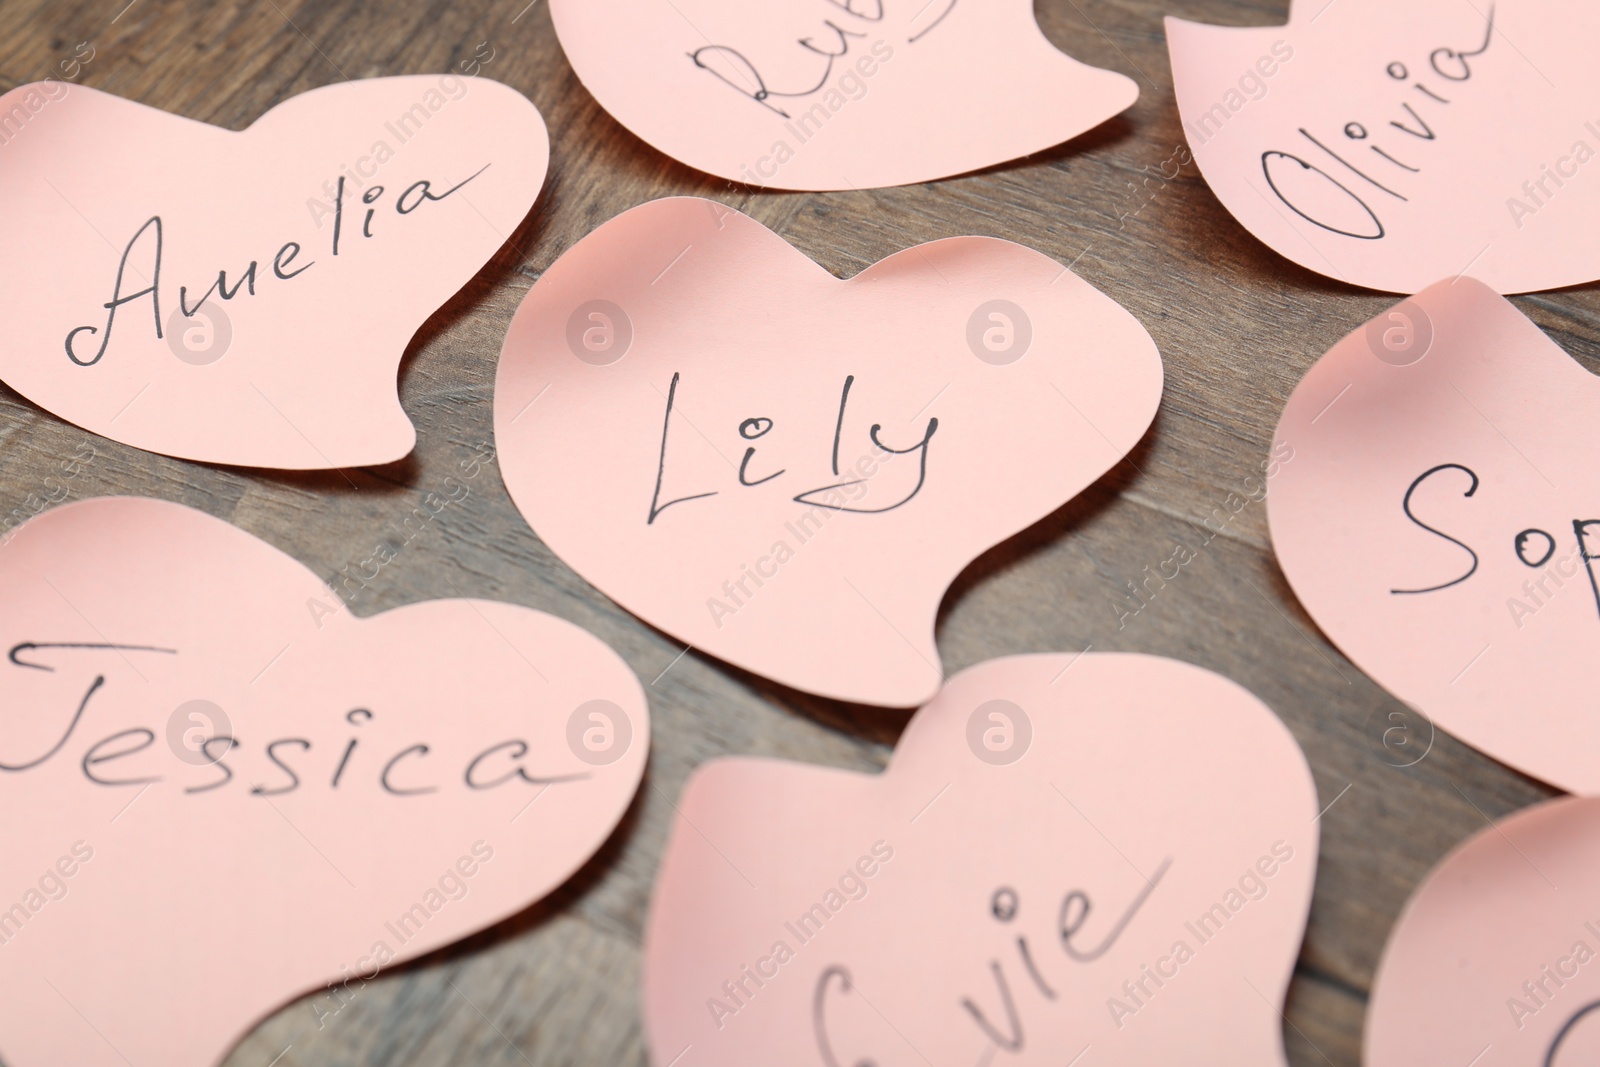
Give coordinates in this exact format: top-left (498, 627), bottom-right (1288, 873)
top-left (0, 497), bottom-right (648, 1067)
top-left (493, 196), bottom-right (1163, 707)
top-left (1269, 277), bottom-right (1600, 793)
top-left (0, 77), bottom-right (548, 468)
top-left (1368, 796), bottom-right (1600, 1067)
top-left (642, 654), bottom-right (1318, 1066)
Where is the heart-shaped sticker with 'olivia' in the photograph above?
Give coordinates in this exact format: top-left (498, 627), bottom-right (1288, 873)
top-left (1368, 796), bottom-right (1600, 1067)
top-left (0, 497), bottom-right (647, 1067)
top-left (642, 654), bottom-right (1318, 1066)
top-left (1167, 0), bottom-right (1600, 295)
top-left (1269, 277), bottom-right (1600, 792)
top-left (549, 0), bottom-right (1137, 190)
top-left (494, 197), bottom-right (1163, 707)
top-left (0, 77), bottom-right (548, 468)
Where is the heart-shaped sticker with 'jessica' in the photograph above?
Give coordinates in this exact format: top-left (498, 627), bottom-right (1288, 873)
top-left (550, 0), bottom-right (1138, 190)
top-left (1368, 796), bottom-right (1600, 1067)
top-left (0, 77), bottom-right (548, 468)
top-left (493, 196), bottom-right (1164, 707)
top-left (642, 654), bottom-right (1318, 1066)
top-left (0, 497), bottom-right (647, 1067)
top-left (1269, 277), bottom-right (1600, 793)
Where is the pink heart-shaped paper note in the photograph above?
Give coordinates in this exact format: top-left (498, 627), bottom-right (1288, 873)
top-left (1167, 1), bottom-right (1600, 293)
top-left (0, 497), bottom-right (647, 1066)
top-left (1368, 796), bottom-right (1600, 1067)
top-left (550, 0), bottom-right (1137, 190)
top-left (0, 77), bottom-right (548, 467)
top-left (643, 653), bottom-right (1318, 1066)
top-left (494, 197), bottom-right (1163, 706)
top-left (1269, 277), bottom-right (1600, 792)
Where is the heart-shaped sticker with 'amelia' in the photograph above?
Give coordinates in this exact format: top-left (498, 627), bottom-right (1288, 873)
top-left (0, 77), bottom-right (548, 468)
top-left (0, 497), bottom-right (647, 1067)
top-left (493, 197), bottom-right (1163, 707)
top-left (1166, 0), bottom-right (1600, 294)
top-left (642, 654), bottom-right (1318, 1066)
top-left (1269, 277), bottom-right (1600, 792)
top-left (549, 0), bottom-right (1137, 190)
top-left (1368, 796), bottom-right (1600, 1067)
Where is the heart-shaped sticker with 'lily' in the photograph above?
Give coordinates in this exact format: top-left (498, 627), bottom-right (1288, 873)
top-left (493, 197), bottom-right (1163, 707)
top-left (1269, 277), bottom-right (1600, 793)
top-left (549, 0), bottom-right (1137, 190)
top-left (1167, 0), bottom-right (1600, 294)
top-left (1368, 796), bottom-right (1600, 1067)
top-left (0, 497), bottom-right (647, 1067)
top-left (642, 654), bottom-right (1318, 1066)
top-left (0, 77), bottom-right (548, 467)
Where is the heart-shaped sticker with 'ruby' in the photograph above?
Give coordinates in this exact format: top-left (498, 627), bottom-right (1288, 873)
top-left (494, 197), bottom-right (1163, 707)
top-left (0, 497), bottom-right (647, 1067)
top-left (550, 0), bottom-right (1138, 190)
top-left (1368, 796), bottom-right (1600, 1067)
top-left (0, 77), bottom-right (548, 468)
top-left (642, 654), bottom-right (1318, 1066)
top-left (1269, 276), bottom-right (1600, 793)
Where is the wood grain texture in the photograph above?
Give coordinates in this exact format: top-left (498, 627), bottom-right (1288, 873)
top-left (0, 0), bottom-right (1588, 1063)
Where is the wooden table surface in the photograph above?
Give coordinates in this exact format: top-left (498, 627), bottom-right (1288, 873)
top-left (0, 0), bottom-right (1586, 1064)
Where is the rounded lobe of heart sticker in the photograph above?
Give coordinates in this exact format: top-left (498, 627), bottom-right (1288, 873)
top-left (0, 497), bottom-right (648, 1066)
top-left (0, 76), bottom-right (550, 468)
top-left (1166, 1), bottom-right (1600, 294)
top-left (494, 196), bottom-right (1163, 708)
top-left (642, 653), bottom-right (1319, 1066)
top-left (549, 0), bottom-right (1138, 190)
top-left (1268, 276), bottom-right (1600, 792)
top-left (1367, 796), bottom-right (1600, 1067)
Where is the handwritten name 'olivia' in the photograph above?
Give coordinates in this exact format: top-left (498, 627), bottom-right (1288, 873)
top-left (64, 164), bottom-right (488, 367)
top-left (1261, 11), bottom-right (1494, 240)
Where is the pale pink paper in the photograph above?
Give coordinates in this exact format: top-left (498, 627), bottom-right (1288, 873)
top-left (0, 497), bottom-right (648, 1067)
top-left (1269, 277), bottom-right (1600, 792)
top-left (642, 653), bottom-right (1318, 1066)
top-left (549, 0), bottom-right (1137, 190)
top-left (493, 197), bottom-right (1163, 707)
top-left (1167, 1), bottom-right (1600, 294)
top-left (0, 77), bottom-right (548, 467)
top-left (1368, 796), bottom-right (1600, 1067)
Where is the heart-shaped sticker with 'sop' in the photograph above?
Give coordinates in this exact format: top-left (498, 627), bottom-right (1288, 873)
top-left (0, 76), bottom-right (548, 468)
top-left (1269, 277), bottom-right (1600, 793)
top-left (493, 197), bottom-right (1163, 707)
top-left (642, 654), bottom-right (1318, 1066)
top-left (550, 0), bottom-right (1138, 190)
top-left (1368, 796), bottom-right (1600, 1067)
top-left (0, 497), bottom-right (647, 1067)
